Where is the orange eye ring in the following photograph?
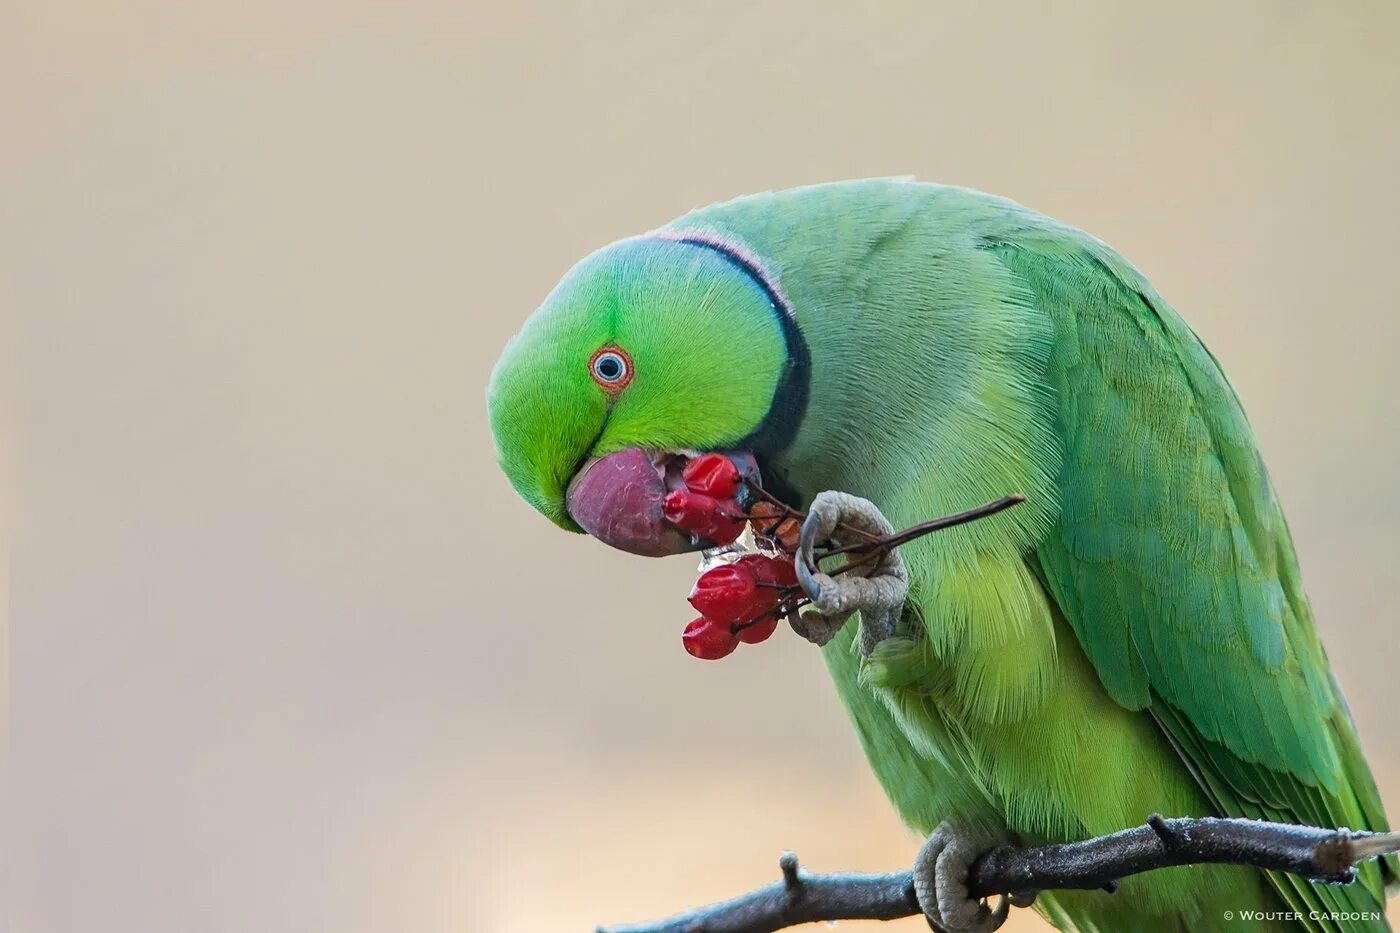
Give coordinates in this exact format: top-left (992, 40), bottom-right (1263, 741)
top-left (588, 345), bottom-right (634, 392)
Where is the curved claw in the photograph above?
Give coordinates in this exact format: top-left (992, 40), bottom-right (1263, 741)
top-left (794, 493), bottom-right (836, 606)
top-left (795, 533), bottom-right (824, 606)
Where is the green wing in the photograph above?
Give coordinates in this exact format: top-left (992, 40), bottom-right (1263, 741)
top-left (988, 232), bottom-right (1395, 930)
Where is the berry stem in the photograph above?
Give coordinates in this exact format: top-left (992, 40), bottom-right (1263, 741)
top-left (819, 494), bottom-right (1025, 561)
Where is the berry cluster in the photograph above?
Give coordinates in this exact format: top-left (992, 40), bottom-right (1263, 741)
top-left (683, 553), bottom-right (799, 659)
top-left (660, 454), bottom-right (808, 660)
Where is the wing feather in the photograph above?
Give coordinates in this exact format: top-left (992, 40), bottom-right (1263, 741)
top-left (987, 234), bottom-right (1395, 923)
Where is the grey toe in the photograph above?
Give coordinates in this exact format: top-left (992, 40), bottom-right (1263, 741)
top-left (912, 823), bottom-right (1016, 933)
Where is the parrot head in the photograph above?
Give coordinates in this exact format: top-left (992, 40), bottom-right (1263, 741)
top-left (487, 233), bottom-right (806, 556)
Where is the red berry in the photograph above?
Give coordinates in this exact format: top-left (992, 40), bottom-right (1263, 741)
top-left (662, 488), bottom-right (746, 544)
top-left (736, 613), bottom-right (780, 644)
top-left (662, 487), bottom-right (709, 528)
top-left (681, 453), bottom-right (742, 498)
top-left (736, 553), bottom-right (798, 588)
top-left (688, 563), bottom-right (760, 623)
top-left (690, 558), bottom-right (793, 622)
top-left (682, 616), bottom-right (739, 660)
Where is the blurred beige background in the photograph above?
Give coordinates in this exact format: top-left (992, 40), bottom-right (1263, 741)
top-left (6, 2), bottom-right (1399, 931)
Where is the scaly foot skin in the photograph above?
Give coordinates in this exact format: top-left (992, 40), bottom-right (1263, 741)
top-left (913, 823), bottom-right (1037, 933)
top-left (792, 491), bottom-right (909, 654)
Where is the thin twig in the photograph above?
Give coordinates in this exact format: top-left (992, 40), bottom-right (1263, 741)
top-left (598, 816), bottom-right (1400, 933)
top-left (820, 494), bottom-right (1026, 560)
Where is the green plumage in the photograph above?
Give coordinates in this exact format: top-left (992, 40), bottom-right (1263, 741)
top-left (489, 180), bottom-right (1395, 931)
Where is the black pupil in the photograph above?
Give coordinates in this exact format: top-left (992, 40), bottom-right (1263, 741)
top-left (597, 356), bottom-right (622, 380)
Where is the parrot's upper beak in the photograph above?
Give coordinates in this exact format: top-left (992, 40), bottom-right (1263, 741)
top-left (565, 447), bottom-right (759, 557)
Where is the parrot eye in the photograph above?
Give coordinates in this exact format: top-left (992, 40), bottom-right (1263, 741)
top-left (589, 347), bottom-right (633, 391)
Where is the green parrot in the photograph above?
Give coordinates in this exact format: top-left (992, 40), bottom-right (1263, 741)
top-left (487, 179), bottom-right (1395, 931)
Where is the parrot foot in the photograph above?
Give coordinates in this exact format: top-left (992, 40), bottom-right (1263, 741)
top-left (793, 490), bottom-right (908, 656)
top-left (913, 823), bottom-right (1036, 933)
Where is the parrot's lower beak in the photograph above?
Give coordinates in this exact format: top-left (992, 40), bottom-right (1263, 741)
top-left (565, 447), bottom-right (759, 557)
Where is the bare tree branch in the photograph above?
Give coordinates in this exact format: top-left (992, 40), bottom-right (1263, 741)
top-left (598, 815), bottom-right (1400, 933)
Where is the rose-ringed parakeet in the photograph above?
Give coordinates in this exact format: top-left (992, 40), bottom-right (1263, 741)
top-left (487, 179), bottom-right (1396, 931)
